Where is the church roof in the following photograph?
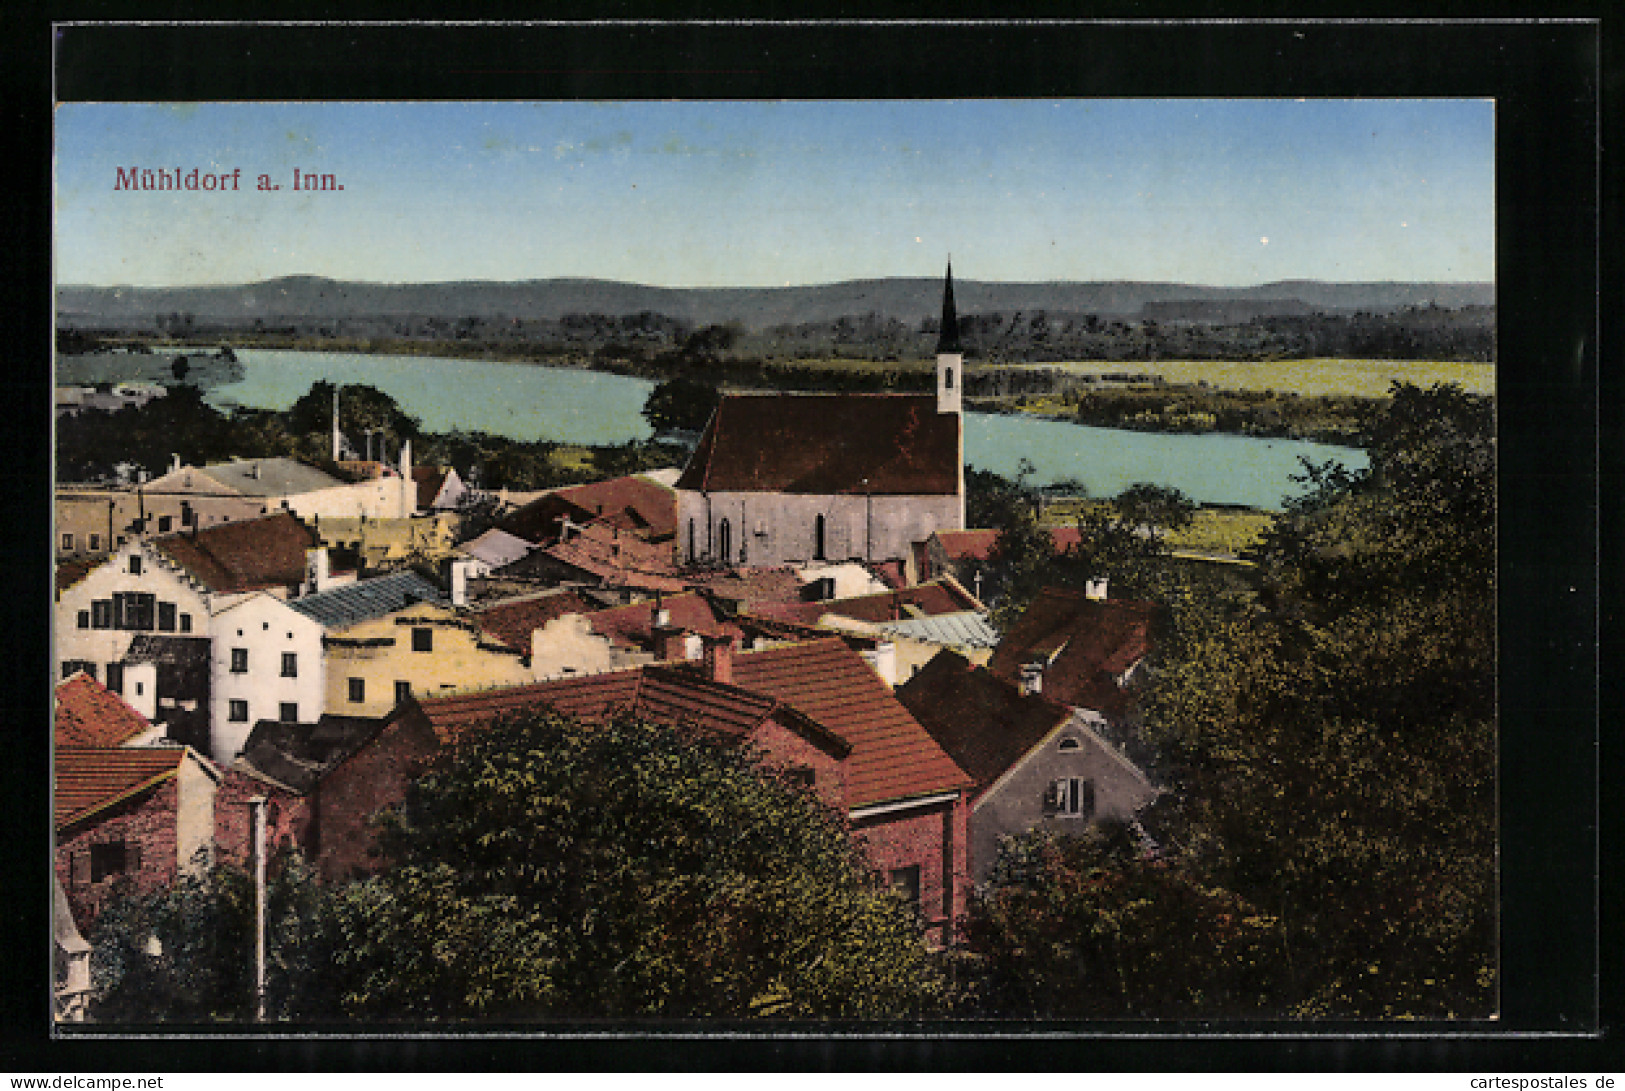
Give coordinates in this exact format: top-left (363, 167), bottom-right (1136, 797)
top-left (937, 260), bottom-right (962, 355)
top-left (675, 394), bottom-right (959, 496)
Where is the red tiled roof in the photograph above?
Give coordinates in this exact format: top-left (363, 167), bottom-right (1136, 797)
top-left (151, 511), bottom-right (316, 594)
top-left (675, 394), bottom-right (960, 496)
top-left (683, 567), bottom-right (805, 610)
top-left (55, 673), bottom-right (152, 749)
top-left (896, 651), bottom-right (1071, 798)
top-left (55, 747), bottom-right (186, 829)
top-left (867, 560), bottom-right (908, 591)
top-left (474, 590), bottom-right (594, 653)
top-left (517, 522), bottom-right (684, 592)
top-left (731, 638), bottom-right (971, 809)
top-left (750, 579), bottom-right (979, 628)
top-left (410, 665), bottom-right (848, 757)
top-left (504, 475), bottom-right (678, 544)
top-left (587, 593), bottom-right (736, 651)
top-left (412, 466), bottom-right (449, 510)
top-left (988, 588), bottom-right (1156, 715)
top-left (932, 527), bottom-right (1084, 563)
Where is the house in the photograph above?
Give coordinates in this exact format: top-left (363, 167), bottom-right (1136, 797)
top-left (412, 464), bottom-right (469, 513)
top-left (142, 448), bottom-right (415, 524)
top-left (209, 592), bottom-right (328, 763)
top-left (471, 588), bottom-right (596, 655)
top-left (496, 519), bottom-right (686, 596)
top-left (55, 671), bottom-right (164, 749)
top-left (914, 526), bottom-right (1086, 589)
top-left (986, 585), bottom-right (1156, 716)
top-left (502, 473), bottom-right (678, 546)
top-left (55, 744), bottom-right (221, 928)
top-left (399, 632), bottom-right (973, 944)
top-left (56, 482), bottom-right (267, 562)
top-left (212, 711), bottom-right (438, 882)
top-left (897, 650), bottom-right (1159, 882)
top-left (291, 570), bottom-right (531, 716)
top-left (55, 512), bottom-right (343, 760)
top-left (405, 661), bottom-right (853, 812)
top-left (673, 265), bottom-right (966, 568)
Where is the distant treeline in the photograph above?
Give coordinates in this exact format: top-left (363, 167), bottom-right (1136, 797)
top-left (62, 300), bottom-right (1494, 366)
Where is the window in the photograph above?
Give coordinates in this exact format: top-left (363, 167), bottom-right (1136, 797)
top-left (1044, 777), bottom-right (1096, 819)
top-left (718, 518), bottom-right (732, 564)
top-left (112, 592), bottom-right (155, 631)
top-left (889, 865), bottom-right (921, 907)
top-left (348, 677), bottom-right (365, 703)
top-left (77, 610), bottom-right (89, 629)
top-left (278, 702), bottom-right (298, 723)
top-left (158, 602), bottom-right (177, 632)
top-left (230, 648), bottom-right (248, 673)
top-left (687, 519), bottom-right (696, 560)
top-left (91, 600), bottom-right (113, 629)
top-left (411, 627), bottom-right (433, 653)
top-left (89, 841), bottom-right (135, 883)
top-left (105, 663), bottom-right (124, 695)
top-left (281, 652), bottom-right (298, 678)
top-left (395, 680), bottom-right (412, 706)
top-left (781, 766), bottom-right (816, 790)
top-left (1057, 737), bottom-right (1080, 751)
top-left (158, 516), bottom-right (172, 533)
top-left (128, 555), bottom-right (141, 575)
top-left (61, 532), bottom-right (74, 551)
top-left (89, 534), bottom-right (100, 551)
top-left (945, 366), bottom-right (955, 390)
top-left (178, 613), bottom-right (192, 633)
top-left (62, 660), bottom-right (96, 681)
top-left (813, 514), bottom-right (827, 561)
top-left (228, 699), bottom-right (248, 722)
top-left (180, 502), bottom-right (194, 527)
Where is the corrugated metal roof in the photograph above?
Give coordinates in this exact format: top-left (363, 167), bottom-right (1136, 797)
top-left (878, 610), bottom-right (1000, 649)
top-left (289, 570), bottom-right (447, 629)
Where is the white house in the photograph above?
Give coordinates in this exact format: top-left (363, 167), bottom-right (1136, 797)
top-left (209, 592), bottom-right (327, 763)
top-left (673, 264), bottom-right (966, 568)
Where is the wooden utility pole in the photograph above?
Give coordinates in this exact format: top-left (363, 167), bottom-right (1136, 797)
top-left (249, 795), bottom-right (267, 1023)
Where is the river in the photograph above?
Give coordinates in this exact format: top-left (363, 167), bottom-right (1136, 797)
top-left (209, 348), bottom-right (1367, 511)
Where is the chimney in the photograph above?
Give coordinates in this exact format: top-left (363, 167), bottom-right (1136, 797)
top-left (450, 558), bottom-right (470, 607)
top-left (170, 453), bottom-right (182, 475)
top-left (651, 609), bottom-right (688, 662)
top-left (1020, 662), bottom-right (1044, 696)
top-left (399, 438), bottom-right (412, 479)
top-left (859, 640), bottom-right (897, 689)
top-left (306, 547), bottom-right (332, 595)
top-left (1086, 577), bottom-right (1109, 601)
top-left (701, 632), bottom-right (735, 685)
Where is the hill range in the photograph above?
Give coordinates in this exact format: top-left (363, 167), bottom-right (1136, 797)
top-left (57, 276), bottom-right (1495, 332)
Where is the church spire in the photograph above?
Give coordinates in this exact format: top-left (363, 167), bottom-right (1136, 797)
top-left (936, 259), bottom-right (962, 355)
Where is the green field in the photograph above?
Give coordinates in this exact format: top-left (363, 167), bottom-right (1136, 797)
top-left (1007, 358), bottom-right (1494, 398)
top-left (1040, 498), bottom-right (1275, 558)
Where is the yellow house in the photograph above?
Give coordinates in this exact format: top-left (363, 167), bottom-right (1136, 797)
top-left (290, 570), bottom-right (533, 717)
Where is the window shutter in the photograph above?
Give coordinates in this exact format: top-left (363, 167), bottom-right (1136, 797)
top-left (1042, 780), bottom-right (1060, 813)
top-left (71, 851), bottom-right (89, 885)
top-left (127, 842), bottom-right (142, 873)
top-left (1082, 780), bottom-right (1096, 820)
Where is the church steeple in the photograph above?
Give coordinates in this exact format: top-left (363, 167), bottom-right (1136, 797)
top-left (936, 259), bottom-right (962, 354)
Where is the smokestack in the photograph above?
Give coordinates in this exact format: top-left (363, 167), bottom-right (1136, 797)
top-left (651, 609), bottom-right (687, 662)
top-left (450, 558), bottom-right (470, 607)
top-left (307, 547), bottom-right (332, 595)
top-left (170, 453), bottom-right (182, 475)
top-left (331, 388), bottom-right (341, 463)
top-left (701, 632), bottom-right (735, 685)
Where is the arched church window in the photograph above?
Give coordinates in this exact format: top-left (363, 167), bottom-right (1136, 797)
top-left (718, 518), bottom-right (732, 564)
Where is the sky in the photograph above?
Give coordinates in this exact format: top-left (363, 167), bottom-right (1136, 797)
top-left (54, 99), bottom-right (1494, 289)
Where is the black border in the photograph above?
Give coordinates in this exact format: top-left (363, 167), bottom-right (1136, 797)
top-left (7, 13), bottom-right (1608, 1072)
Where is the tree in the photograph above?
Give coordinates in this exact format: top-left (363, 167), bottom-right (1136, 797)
top-left (642, 376), bottom-right (721, 433)
top-left (963, 825), bottom-right (1282, 1018)
top-left (1138, 382), bottom-right (1495, 1017)
top-left (325, 709), bottom-right (942, 1019)
top-left (170, 355), bottom-right (190, 382)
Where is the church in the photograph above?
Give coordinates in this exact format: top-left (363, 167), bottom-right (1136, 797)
top-left (674, 264), bottom-right (966, 568)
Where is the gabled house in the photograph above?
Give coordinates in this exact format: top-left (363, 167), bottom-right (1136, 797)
top-left (212, 711), bottom-right (438, 882)
top-left (412, 465), bottom-right (469, 513)
top-left (897, 650), bottom-right (1159, 882)
top-left (209, 592), bottom-right (328, 762)
top-left (454, 528), bottom-right (536, 577)
top-left (144, 450), bottom-right (415, 522)
top-left (673, 266), bottom-right (967, 568)
top-left (987, 586), bottom-right (1156, 717)
top-left (291, 570), bottom-right (531, 716)
top-left (496, 520), bottom-right (686, 595)
top-left (502, 473), bottom-right (678, 546)
top-left (55, 744), bottom-right (221, 928)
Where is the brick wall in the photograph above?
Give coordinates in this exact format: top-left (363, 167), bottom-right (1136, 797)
top-left (853, 792), bottom-right (971, 946)
top-left (213, 769), bottom-right (313, 870)
top-left (747, 714), bottom-right (848, 810)
top-left (56, 780), bottom-right (180, 931)
top-left (313, 715), bottom-right (440, 882)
